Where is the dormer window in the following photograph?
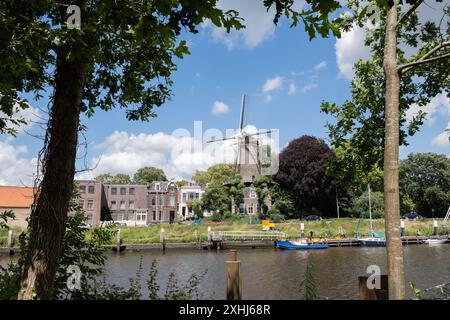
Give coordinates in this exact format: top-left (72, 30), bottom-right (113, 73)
top-left (155, 183), bottom-right (161, 191)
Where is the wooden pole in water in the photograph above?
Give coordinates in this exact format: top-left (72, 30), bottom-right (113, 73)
top-left (116, 228), bottom-right (121, 253)
top-left (400, 220), bottom-right (405, 237)
top-left (160, 228), bottom-right (166, 252)
top-left (433, 220), bottom-right (438, 236)
top-left (226, 249), bottom-right (242, 300)
top-left (300, 223), bottom-right (305, 239)
top-left (7, 230), bottom-right (14, 255)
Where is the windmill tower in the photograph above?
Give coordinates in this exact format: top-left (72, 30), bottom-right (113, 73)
top-left (207, 94), bottom-right (275, 215)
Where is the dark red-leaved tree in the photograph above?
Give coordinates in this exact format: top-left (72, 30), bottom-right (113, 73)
top-left (275, 135), bottom-right (338, 217)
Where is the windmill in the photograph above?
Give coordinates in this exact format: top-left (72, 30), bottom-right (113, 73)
top-left (206, 94), bottom-right (276, 215)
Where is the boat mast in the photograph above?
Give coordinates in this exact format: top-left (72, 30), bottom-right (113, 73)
top-left (368, 183), bottom-right (373, 236)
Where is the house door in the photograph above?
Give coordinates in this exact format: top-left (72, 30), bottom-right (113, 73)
top-left (169, 211), bottom-right (175, 224)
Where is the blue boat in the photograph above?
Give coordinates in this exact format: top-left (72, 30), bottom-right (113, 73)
top-left (358, 237), bottom-right (386, 247)
top-left (276, 240), bottom-right (329, 250)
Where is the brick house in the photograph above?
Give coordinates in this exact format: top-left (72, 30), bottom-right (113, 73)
top-left (74, 180), bottom-right (105, 226)
top-left (103, 184), bottom-right (149, 226)
top-left (148, 181), bottom-right (179, 224)
top-left (0, 186), bottom-right (34, 229)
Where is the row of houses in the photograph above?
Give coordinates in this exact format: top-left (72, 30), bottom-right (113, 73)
top-left (0, 180), bottom-right (209, 229)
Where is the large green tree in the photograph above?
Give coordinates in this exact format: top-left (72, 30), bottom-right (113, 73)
top-left (0, 0), bottom-right (245, 300)
top-left (194, 164), bottom-right (243, 215)
top-left (319, 1), bottom-right (449, 299)
top-left (400, 153), bottom-right (450, 217)
top-left (274, 136), bottom-right (340, 217)
top-left (133, 167), bottom-right (167, 185)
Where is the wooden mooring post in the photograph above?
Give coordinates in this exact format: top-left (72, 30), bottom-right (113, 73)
top-left (358, 275), bottom-right (388, 300)
top-left (400, 220), bottom-right (405, 237)
top-left (226, 249), bottom-right (242, 300)
top-left (300, 223), bottom-right (305, 238)
top-left (115, 228), bottom-right (121, 253)
top-left (433, 220), bottom-right (438, 236)
top-left (7, 230), bottom-right (14, 255)
top-left (160, 228), bottom-right (166, 253)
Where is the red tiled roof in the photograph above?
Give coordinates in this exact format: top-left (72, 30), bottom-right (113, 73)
top-left (0, 186), bottom-right (35, 208)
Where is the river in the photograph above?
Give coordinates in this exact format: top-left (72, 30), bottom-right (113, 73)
top-left (2, 245), bottom-right (449, 299)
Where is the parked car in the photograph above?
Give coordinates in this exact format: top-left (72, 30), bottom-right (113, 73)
top-left (302, 215), bottom-right (321, 221)
top-left (79, 222), bottom-right (91, 229)
top-left (402, 212), bottom-right (421, 221)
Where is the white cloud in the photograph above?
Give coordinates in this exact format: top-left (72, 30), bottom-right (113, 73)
top-left (204, 0), bottom-right (279, 49)
top-left (262, 76), bottom-right (283, 93)
top-left (77, 125), bottom-right (280, 181)
top-left (406, 93), bottom-right (450, 125)
top-left (314, 60), bottom-right (328, 71)
top-left (211, 101), bottom-right (230, 114)
top-left (264, 94), bottom-right (273, 103)
top-left (0, 140), bottom-right (38, 186)
top-left (0, 104), bottom-right (43, 135)
top-left (432, 122), bottom-right (450, 147)
top-left (335, 23), bottom-right (371, 80)
top-left (288, 83), bottom-right (297, 95)
top-left (301, 83), bottom-right (318, 94)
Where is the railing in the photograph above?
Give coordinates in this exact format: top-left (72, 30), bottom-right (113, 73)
top-left (212, 230), bottom-right (287, 241)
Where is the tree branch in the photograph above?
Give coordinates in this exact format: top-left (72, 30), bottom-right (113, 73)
top-left (397, 0), bottom-right (424, 26)
top-left (400, 52), bottom-right (450, 73)
top-left (399, 41), bottom-right (450, 74)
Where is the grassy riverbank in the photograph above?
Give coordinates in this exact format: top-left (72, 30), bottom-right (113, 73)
top-left (106, 218), bottom-right (449, 244)
top-left (1, 218), bottom-right (448, 246)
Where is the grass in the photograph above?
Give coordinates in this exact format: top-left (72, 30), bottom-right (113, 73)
top-left (106, 218), bottom-right (449, 245)
top-left (1, 218), bottom-right (448, 246)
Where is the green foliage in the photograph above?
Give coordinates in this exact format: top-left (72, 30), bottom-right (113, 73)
top-left (409, 281), bottom-right (422, 300)
top-left (321, 4), bottom-right (450, 178)
top-left (95, 173), bottom-right (132, 185)
top-left (133, 167), bottom-right (167, 185)
top-left (0, 210), bottom-right (15, 229)
top-left (198, 164), bottom-right (243, 217)
top-left (299, 257), bottom-right (317, 300)
top-left (186, 199), bottom-right (204, 219)
top-left (275, 135), bottom-right (340, 217)
top-left (0, 0), bottom-right (245, 134)
top-left (355, 191), bottom-right (384, 219)
top-left (400, 153), bottom-right (450, 217)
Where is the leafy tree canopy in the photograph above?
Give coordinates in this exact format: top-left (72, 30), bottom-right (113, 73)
top-left (133, 167), bottom-right (167, 185)
top-left (95, 173), bottom-right (132, 185)
top-left (400, 153), bottom-right (450, 217)
top-left (274, 135), bottom-right (339, 217)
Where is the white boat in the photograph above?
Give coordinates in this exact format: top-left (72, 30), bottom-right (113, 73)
top-left (422, 238), bottom-right (448, 245)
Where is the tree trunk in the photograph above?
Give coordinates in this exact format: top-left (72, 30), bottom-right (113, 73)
top-left (382, 2), bottom-right (406, 300)
top-left (17, 54), bottom-right (86, 300)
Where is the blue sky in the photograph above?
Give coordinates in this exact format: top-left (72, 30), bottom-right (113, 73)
top-left (1, 0), bottom-right (449, 186)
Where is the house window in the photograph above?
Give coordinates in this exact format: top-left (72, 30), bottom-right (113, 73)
top-left (152, 211), bottom-right (156, 220)
top-left (88, 186), bottom-right (95, 194)
top-left (80, 185), bottom-right (86, 194)
top-left (248, 204), bottom-right (254, 214)
top-left (129, 200), bottom-right (135, 209)
top-left (129, 188), bottom-right (135, 195)
top-left (159, 196), bottom-right (164, 206)
top-left (120, 187), bottom-right (126, 195)
top-left (111, 201), bottom-right (117, 210)
top-left (159, 211), bottom-right (162, 220)
top-left (182, 193), bottom-right (187, 204)
top-left (87, 214), bottom-right (93, 225)
top-left (151, 195), bottom-right (156, 205)
top-left (195, 193), bottom-right (199, 199)
top-left (78, 199), bottom-right (84, 208)
top-left (87, 199), bottom-right (94, 210)
top-left (155, 183), bottom-right (161, 191)
top-left (120, 201), bottom-right (126, 210)
top-left (169, 196), bottom-right (175, 206)
top-left (111, 187), bottom-right (117, 195)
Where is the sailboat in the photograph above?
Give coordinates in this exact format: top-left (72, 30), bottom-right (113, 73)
top-left (358, 184), bottom-right (386, 247)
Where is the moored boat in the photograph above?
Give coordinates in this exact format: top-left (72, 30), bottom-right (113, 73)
top-left (276, 240), bottom-right (329, 250)
top-left (422, 238), bottom-right (448, 245)
top-left (358, 237), bottom-right (386, 247)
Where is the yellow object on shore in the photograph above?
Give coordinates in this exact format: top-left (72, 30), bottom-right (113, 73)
top-left (262, 219), bottom-right (275, 230)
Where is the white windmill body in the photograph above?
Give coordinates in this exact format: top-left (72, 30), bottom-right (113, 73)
top-left (207, 94), bottom-right (275, 215)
